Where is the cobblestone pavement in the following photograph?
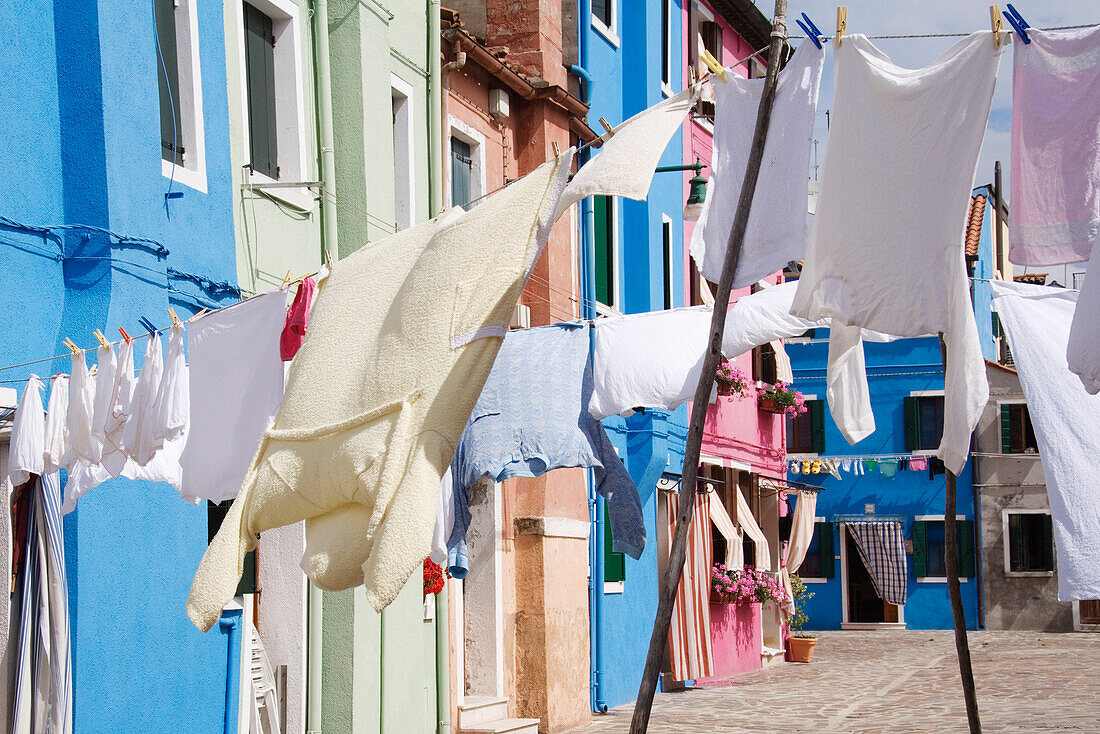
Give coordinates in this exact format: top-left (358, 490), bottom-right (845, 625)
top-left (563, 630), bottom-right (1100, 733)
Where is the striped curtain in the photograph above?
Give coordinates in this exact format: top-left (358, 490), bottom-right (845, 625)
top-left (665, 490), bottom-right (714, 682)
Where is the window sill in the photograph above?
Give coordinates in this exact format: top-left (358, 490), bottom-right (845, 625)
top-left (1005, 570), bottom-right (1055, 578)
top-left (916, 577), bottom-right (969, 583)
top-left (660, 82), bottom-right (674, 99)
top-left (603, 581), bottom-right (624, 594)
top-left (841, 622), bottom-right (906, 630)
top-left (1000, 451), bottom-right (1042, 458)
top-left (909, 449), bottom-right (938, 457)
top-left (593, 302), bottom-right (622, 318)
top-left (242, 170), bottom-right (318, 212)
top-left (800, 577), bottom-right (829, 584)
top-left (692, 117), bottom-right (715, 136)
top-left (591, 17), bottom-right (620, 49)
top-left (162, 158), bottom-right (208, 194)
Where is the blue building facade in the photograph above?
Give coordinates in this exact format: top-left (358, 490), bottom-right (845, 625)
top-left (1, 1), bottom-right (242, 730)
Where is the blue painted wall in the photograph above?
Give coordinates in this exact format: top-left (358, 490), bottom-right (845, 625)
top-left (0, 1), bottom-right (240, 731)
top-left (970, 187), bottom-right (998, 362)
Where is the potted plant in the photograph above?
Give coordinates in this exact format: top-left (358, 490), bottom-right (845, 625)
top-left (710, 564), bottom-right (789, 608)
top-left (787, 573), bottom-right (817, 663)
top-left (715, 360), bottom-right (755, 398)
top-left (710, 563), bottom-right (738, 604)
top-left (759, 381), bottom-right (807, 416)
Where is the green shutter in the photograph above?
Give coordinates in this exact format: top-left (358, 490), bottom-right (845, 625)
top-left (958, 519), bottom-right (975, 578)
top-left (450, 137), bottom-right (472, 208)
top-left (244, 3), bottom-right (278, 179)
top-left (593, 196), bottom-right (613, 307)
top-left (810, 400), bottom-right (826, 454)
top-left (1001, 404), bottom-right (1013, 454)
top-left (1041, 514), bottom-right (1055, 571)
top-left (903, 396), bottom-right (920, 452)
top-left (991, 311), bottom-right (1001, 337)
top-left (155, 0), bottom-right (183, 165)
top-left (818, 521), bottom-right (834, 578)
top-left (603, 502), bottom-right (625, 583)
top-left (1008, 513), bottom-right (1024, 572)
top-left (913, 520), bottom-right (927, 578)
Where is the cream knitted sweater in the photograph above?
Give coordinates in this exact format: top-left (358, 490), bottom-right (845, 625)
top-left (188, 154), bottom-right (571, 631)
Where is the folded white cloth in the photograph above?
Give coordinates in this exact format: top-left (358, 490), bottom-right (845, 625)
top-left (691, 41), bottom-right (824, 286)
top-left (120, 334), bottom-right (163, 466)
top-left (9, 376), bottom-right (45, 486)
top-left (991, 280), bottom-right (1100, 600)
top-left (1009, 26), bottom-right (1100, 267)
top-left (790, 33), bottom-right (998, 473)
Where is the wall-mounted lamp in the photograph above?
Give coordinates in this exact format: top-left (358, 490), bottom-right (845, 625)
top-left (655, 158), bottom-right (708, 221)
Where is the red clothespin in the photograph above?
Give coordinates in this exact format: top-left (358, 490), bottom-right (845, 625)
top-left (118, 327), bottom-right (132, 344)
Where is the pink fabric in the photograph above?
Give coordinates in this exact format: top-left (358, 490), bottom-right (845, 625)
top-left (908, 456), bottom-right (928, 471)
top-left (1009, 26), bottom-right (1100, 267)
top-left (280, 277), bottom-right (315, 361)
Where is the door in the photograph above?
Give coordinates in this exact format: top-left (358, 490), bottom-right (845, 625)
top-left (844, 527), bottom-right (901, 624)
top-left (1081, 600), bottom-right (1100, 625)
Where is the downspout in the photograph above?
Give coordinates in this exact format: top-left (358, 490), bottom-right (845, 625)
top-left (219, 609), bottom-right (244, 734)
top-left (428, 5), bottom-right (449, 734)
top-left (309, 2), bottom-right (335, 731)
top-left (971, 446), bottom-right (985, 629)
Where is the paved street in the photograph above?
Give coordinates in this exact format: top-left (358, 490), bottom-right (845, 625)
top-left (565, 631), bottom-right (1100, 733)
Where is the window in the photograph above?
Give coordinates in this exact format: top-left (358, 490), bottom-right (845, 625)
top-left (787, 399), bottom-right (825, 454)
top-left (593, 195), bottom-right (617, 310)
top-left (591, 0), bottom-right (616, 41)
top-left (913, 517), bottom-right (975, 580)
top-left (447, 117), bottom-right (486, 214)
top-left (1001, 403), bottom-right (1038, 454)
top-left (209, 500), bottom-right (257, 595)
top-left (752, 344), bottom-right (778, 385)
top-left (392, 77), bottom-right (415, 230)
top-left (799, 520), bottom-right (834, 579)
top-left (660, 0), bottom-right (673, 92)
top-left (244, 3), bottom-right (278, 179)
top-left (904, 394), bottom-right (945, 451)
top-left (690, 268), bottom-right (715, 307)
top-left (1073, 271), bottom-right (1086, 290)
top-left (662, 215), bottom-right (674, 309)
top-left (603, 502), bottom-right (625, 583)
top-left (700, 19), bottom-right (723, 64)
top-left (156, 0), bottom-right (205, 190)
top-left (450, 137), bottom-right (472, 209)
top-left (1005, 511), bottom-right (1054, 573)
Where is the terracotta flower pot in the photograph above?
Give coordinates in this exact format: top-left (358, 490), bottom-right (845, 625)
top-left (759, 396), bottom-right (785, 414)
top-left (709, 589), bottom-right (735, 605)
top-left (789, 636), bottom-right (817, 663)
top-left (716, 378), bottom-right (736, 396)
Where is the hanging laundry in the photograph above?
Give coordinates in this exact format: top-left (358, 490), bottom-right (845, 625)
top-left (66, 350), bottom-right (96, 465)
top-left (103, 338), bottom-right (136, 478)
top-left (181, 291), bottom-right (286, 505)
top-left (88, 342), bottom-right (116, 464)
top-left (854, 460), bottom-right (864, 476)
top-left (846, 521), bottom-right (908, 605)
top-left (691, 42), bottom-right (824, 287)
top-left (8, 376), bottom-right (45, 486)
top-left (444, 324), bottom-right (645, 578)
top-left (790, 33), bottom-right (998, 474)
top-left (802, 460), bottom-right (812, 474)
top-left (151, 323), bottom-right (188, 451)
top-left (1009, 26), bottom-right (1100, 267)
top-left (119, 332), bottom-right (163, 466)
top-left (879, 459), bottom-right (899, 478)
top-left (864, 459), bottom-right (877, 473)
top-left (554, 87), bottom-right (699, 220)
top-left (908, 456), bottom-right (928, 471)
top-left (789, 460), bottom-right (800, 475)
top-left (840, 459), bottom-right (851, 473)
top-left (188, 154), bottom-right (573, 631)
top-left (810, 459), bottom-right (822, 474)
top-left (43, 374), bottom-right (70, 475)
top-left (824, 459), bottom-right (841, 480)
top-left (991, 280), bottom-right (1100, 600)
top-left (429, 468), bottom-right (455, 568)
top-left (281, 276), bottom-right (316, 361)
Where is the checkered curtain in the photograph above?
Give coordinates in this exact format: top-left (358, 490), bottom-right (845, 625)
top-left (665, 490), bottom-right (714, 682)
top-left (847, 521), bottom-right (909, 605)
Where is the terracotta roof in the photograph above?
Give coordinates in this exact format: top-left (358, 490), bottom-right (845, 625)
top-left (965, 194), bottom-right (986, 257)
top-left (1013, 273), bottom-right (1048, 285)
top-left (985, 358), bottom-right (1018, 375)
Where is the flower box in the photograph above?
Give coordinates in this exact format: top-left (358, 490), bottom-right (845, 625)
top-left (758, 396), bottom-right (785, 413)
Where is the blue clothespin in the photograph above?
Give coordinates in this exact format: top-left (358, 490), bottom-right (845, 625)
top-left (797, 12), bottom-right (825, 49)
top-left (138, 317), bottom-right (158, 337)
top-left (1004, 4), bottom-right (1031, 44)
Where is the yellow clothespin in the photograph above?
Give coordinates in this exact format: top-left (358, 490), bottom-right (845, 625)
top-left (701, 49), bottom-right (727, 83)
top-left (598, 117), bottom-right (615, 141)
top-left (167, 308), bottom-right (181, 327)
top-left (836, 6), bottom-right (847, 48)
top-left (62, 338), bottom-right (81, 355)
top-left (989, 5), bottom-right (1003, 48)
top-left (188, 308), bottom-right (209, 323)
top-left (280, 270), bottom-right (293, 290)
top-left (93, 329), bottom-right (111, 349)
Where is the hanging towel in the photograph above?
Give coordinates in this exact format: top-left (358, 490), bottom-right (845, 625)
top-left (151, 323), bottom-right (189, 450)
top-left (88, 343), bottom-right (116, 464)
top-left (43, 375), bottom-right (69, 475)
top-left (9, 377), bottom-right (45, 486)
top-left (1068, 254), bottom-right (1100, 393)
top-left (281, 276), bottom-right (316, 361)
top-left (908, 456), bottom-right (928, 471)
top-left (1009, 26), bottom-right (1100, 266)
top-left (691, 42), bottom-right (824, 286)
top-left (555, 87), bottom-right (699, 220)
top-left (878, 459), bottom-right (899, 478)
top-left (664, 490), bottom-right (713, 683)
top-left (181, 291), bottom-right (287, 505)
top-left (991, 279), bottom-right (1100, 599)
top-left (188, 154), bottom-right (573, 631)
top-left (846, 521), bottom-right (908, 605)
top-left (790, 33), bottom-right (997, 473)
top-left (66, 351), bottom-right (96, 465)
top-left (119, 333), bottom-right (163, 466)
top-left (445, 323), bottom-right (644, 578)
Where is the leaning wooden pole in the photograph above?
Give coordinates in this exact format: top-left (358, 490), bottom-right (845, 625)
top-left (628, 4), bottom-right (788, 732)
top-left (941, 335), bottom-right (982, 733)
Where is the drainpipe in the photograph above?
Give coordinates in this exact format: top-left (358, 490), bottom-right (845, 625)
top-left (313, 0), bottom-right (339, 262)
top-left (971, 445), bottom-right (985, 629)
top-left (435, 587), bottom-right (451, 734)
top-left (219, 609), bottom-right (244, 734)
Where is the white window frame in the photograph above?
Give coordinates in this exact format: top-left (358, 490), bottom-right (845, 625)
top-left (662, 213), bottom-right (675, 309)
top-left (445, 114), bottom-right (486, 210)
top-left (908, 389), bottom-right (945, 456)
top-left (660, 0), bottom-right (674, 97)
top-left (799, 516), bottom-right (829, 584)
top-left (1002, 509), bottom-right (1055, 578)
top-left (591, 0), bottom-right (619, 49)
top-left (593, 195), bottom-right (621, 317)
top-left (236, 0), bottom-right (312, 210)
top-left (914, 514), bottom-right (970, 583)
top-left (392, 75), bottom-right (416, 230)
top-left (160, 0), bottom-right (207, 193)
top-left (689, 2), bottom-right (718, 134)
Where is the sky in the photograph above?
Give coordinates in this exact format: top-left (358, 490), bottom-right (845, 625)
top-left (780, 1), bottom-right (1098, 195)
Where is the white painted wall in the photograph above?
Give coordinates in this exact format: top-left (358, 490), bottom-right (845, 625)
top-left (258, 521), bottom-right (308, 733)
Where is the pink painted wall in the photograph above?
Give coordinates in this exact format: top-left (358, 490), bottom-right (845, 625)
top-left (696, 602), bottom-right (763, 685)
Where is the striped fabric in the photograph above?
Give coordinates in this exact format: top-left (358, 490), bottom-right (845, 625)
top-left (12, 473), bottom-right (72, 734)
top-left (847, 521), bottom-right (908, 605)
top-left (665, 490), bottom-right (713, 682)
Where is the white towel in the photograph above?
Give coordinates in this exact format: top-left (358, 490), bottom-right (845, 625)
top-left (790, 33), bottom-right (998, 474)
top-left (119, 333), bottom-right (163, 466)
top-left (691, 42), bottom-right (824, 286)
top-left (1009, 26), bottom-right (1100, 267)
top-left (9, 376), bottom-right (45, 486)
top-left (990, 280), bottom-right (1100, 600)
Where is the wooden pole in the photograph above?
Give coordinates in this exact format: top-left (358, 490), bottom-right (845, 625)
top-left (628, 3), bottom-right (788, 732)
top-left (940, 335), bottom-right (982, 733)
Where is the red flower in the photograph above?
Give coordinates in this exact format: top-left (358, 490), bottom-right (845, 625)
top-left (423, 557), bottom-right (448, 596)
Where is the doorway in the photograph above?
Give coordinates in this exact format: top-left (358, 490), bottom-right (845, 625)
top-left (841, 525), bottom-right (904, 628)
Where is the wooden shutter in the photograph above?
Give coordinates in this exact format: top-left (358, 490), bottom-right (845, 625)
top-left (1008, 513), bottom-right (1024, 572)
top-left (1001, 404), bottom-right (1013, 453)
top-left (958, 519), bottom-right (975, 578)
top-left (603, 503), bottom-right (625, 583)
top-left (912, 520), bottom-right (928, 578)
top-left (450, 137), bottom-right (472, 208)
top-left (1040, 514), bottom-right (1055, 571)
top-left (991, 311), bottom-right (1001, 337)
top-left (817, 521), bottom-right (834, 578)
top-left (810, 399), bottom-right (826, 453)
top-left (155, 0), bottom-right (183, 165)
top-left (903, 396), bottom-right (920, 452)
top-left (244, 3), bottom-right (278, 179)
